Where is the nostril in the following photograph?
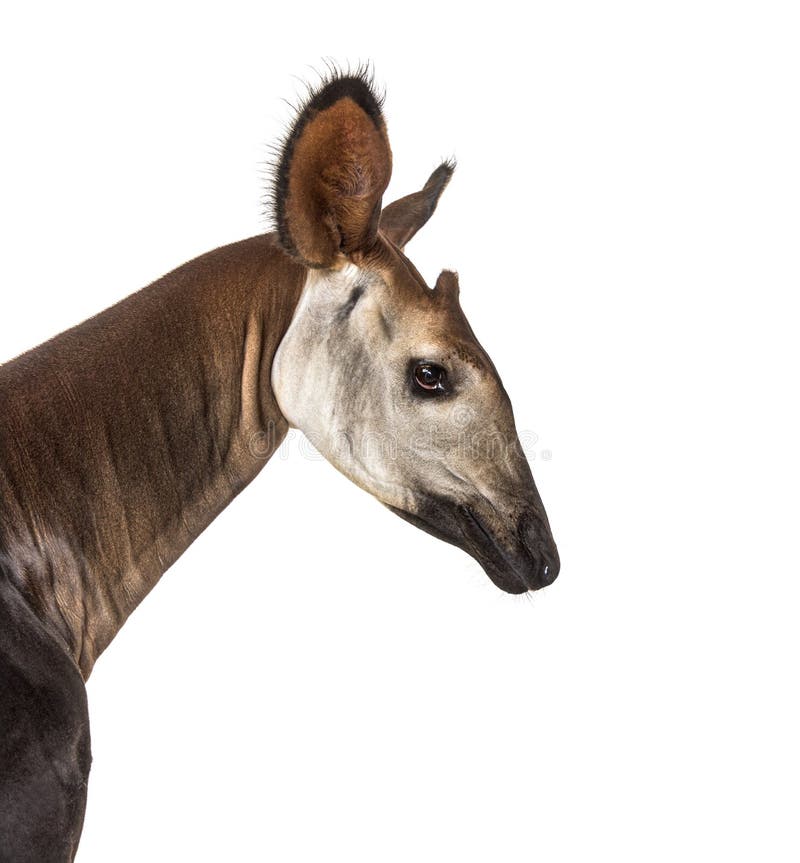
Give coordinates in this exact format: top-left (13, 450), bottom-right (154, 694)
top-left (539, 546), bottom-right (560, 586)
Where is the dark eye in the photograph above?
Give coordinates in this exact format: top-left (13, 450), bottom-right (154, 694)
top-left (413, 362), bottom-right (447, 394)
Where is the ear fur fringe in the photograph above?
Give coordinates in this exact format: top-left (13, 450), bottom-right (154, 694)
top-left (266, 62), bottom-right (387, 261)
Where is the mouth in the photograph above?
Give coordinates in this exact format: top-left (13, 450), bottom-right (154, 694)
top-left (387, 495), bottom-right (559, 594)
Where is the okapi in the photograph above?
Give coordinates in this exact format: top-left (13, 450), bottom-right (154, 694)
top-left (0, 70), bottom-right (559, 860)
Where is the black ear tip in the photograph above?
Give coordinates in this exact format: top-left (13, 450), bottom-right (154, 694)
top-left (425, 159), bottom-right (456, 195)
top-left (299, 66), bottom-right (386, 130)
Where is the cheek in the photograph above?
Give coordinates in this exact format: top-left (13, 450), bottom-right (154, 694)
top-left (396, 406), bottom-right (460, 470)
top-left (402, 395), bottom-right (492, 472)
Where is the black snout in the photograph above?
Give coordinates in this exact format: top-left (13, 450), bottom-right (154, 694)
top-left (387, 495), bottom-right (560, 595)
top-left (518, 513), bottom-right (560, 591)
top-left (467, 506), bottom-right (559, 594)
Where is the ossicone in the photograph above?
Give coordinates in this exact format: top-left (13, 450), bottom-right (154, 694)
top-left (434, 269), bottom-right (460, 303)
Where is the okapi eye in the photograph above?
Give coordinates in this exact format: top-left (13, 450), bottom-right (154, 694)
top-left (413, 362), bottom-right (447, 394)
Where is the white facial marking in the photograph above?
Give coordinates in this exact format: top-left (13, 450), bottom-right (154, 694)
top-left (272, 266), bottom-right (415, 508)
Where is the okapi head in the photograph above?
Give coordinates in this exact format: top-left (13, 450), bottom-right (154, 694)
top-left (271, 72), bottom-right (559, 594)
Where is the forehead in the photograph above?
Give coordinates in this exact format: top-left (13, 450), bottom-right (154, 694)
top-left (363, 268), bottom-right (485, 366)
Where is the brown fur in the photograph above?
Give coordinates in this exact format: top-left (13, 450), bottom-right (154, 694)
top-left (0, 234), bottom-right (305, 678)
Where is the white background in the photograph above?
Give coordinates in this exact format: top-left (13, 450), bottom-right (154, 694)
top-left (1, 2), bottom-right (799, 861)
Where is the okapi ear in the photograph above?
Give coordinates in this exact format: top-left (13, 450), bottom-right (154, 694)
top-left (273, 72), bottom-right (393, 268)
top-left (379, 160), bottom-right (455, 250)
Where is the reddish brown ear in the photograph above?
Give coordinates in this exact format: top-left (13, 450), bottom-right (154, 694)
top-left (379, 160), bottom-right (455, 250)
top-left (273, 73), bottom-right (392, 268)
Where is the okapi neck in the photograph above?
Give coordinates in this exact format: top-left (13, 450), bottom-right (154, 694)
top-left (0, 233), bottom-right (306, 677)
